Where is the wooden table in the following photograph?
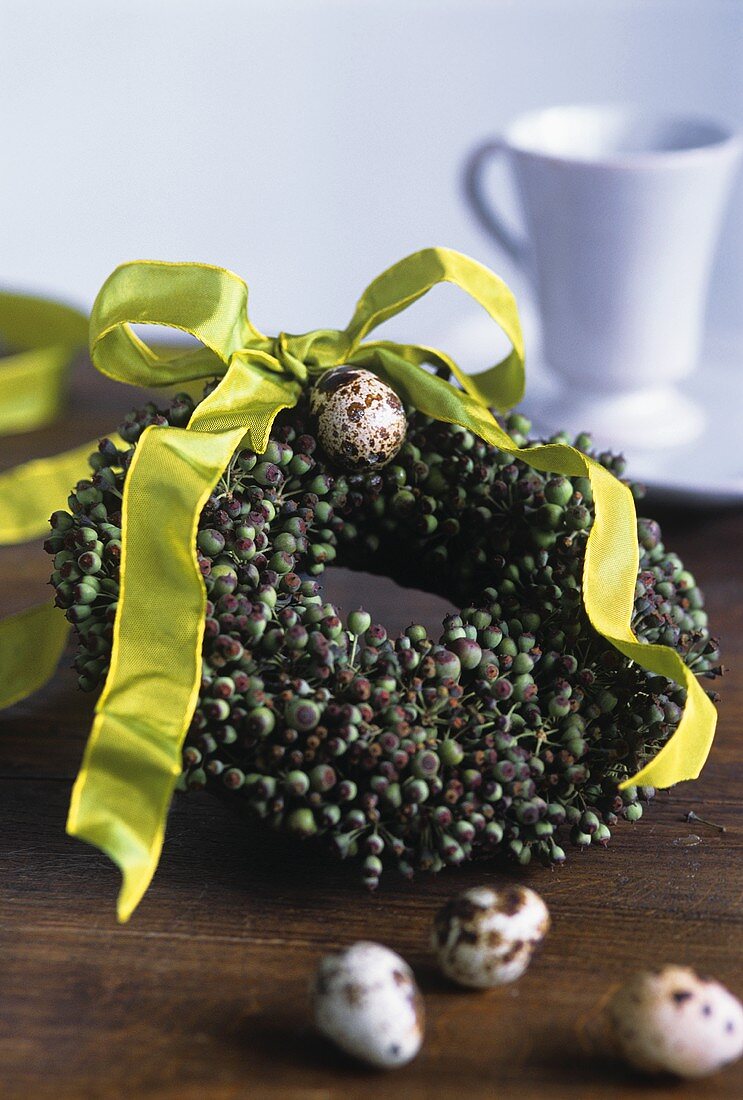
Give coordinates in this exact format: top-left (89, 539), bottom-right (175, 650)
top-left (1, 360), bottom-right (741, 1098)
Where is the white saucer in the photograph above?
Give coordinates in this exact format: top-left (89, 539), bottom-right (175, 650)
top-left (442, 311), bottom-right (743, 506)
top-left (522, 334), bottom-right (743, 505)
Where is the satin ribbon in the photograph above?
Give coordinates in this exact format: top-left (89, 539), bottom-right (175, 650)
top-left (0, 292), bottom-right (90, 706)
top-left (0, 291), bottom-right (88, 434)
top-left (0, 251), bottom-right (717, 921)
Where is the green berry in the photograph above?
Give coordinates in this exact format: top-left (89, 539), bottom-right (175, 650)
top-left (287, 808), bottom-right (317, 837)
top-left (78, 551), bottom-right (102, 575)
top-left (412, 750), bottom-right (440, 779)
top-left (348, 609), bottom-right (372, 636)
top-left (537, 503), bottom-right (564, 530)
top-left (197, 529), bottom-right (225, 556)
top-left (285, 698), bottom-right (321, 731)
top-left (210, 564), bottom-right (238, 595)
top-left (571, 827), bottom-right (592, 847)
top-left (438, 740), bottom-right (464, 767)
top-left (545, 477), bottom-right (573, 506)
top-left (432, 647), bottom-right (461, 681)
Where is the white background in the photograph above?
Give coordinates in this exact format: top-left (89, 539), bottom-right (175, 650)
top-left (1, 0), bottom-right (741, 363)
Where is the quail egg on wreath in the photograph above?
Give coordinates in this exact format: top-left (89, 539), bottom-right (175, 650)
top-left (310, 367), bottom-right (407, 470)
top-left (310, 940), bottom-right (424, 1068)
top-left (432, 884), bottom-right (550, 989)
top-left (606, 965), bottom-right (743, 1079)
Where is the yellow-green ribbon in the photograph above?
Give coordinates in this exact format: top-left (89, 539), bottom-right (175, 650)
top-left (0, 292), bottom-right (89, 707)
top-left (0, 251), bottom-right (717, 921)
top-left (0, 292), bottom-right (88, 434)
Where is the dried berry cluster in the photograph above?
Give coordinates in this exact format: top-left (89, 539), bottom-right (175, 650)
top-left (45, 386), bottom-right (721, 887)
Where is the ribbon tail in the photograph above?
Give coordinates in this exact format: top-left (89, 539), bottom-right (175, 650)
top-left (0, 602), bottom-right (70, 710)
top-left (613, 642), bottom-right (718, 788)
top-left (71, 288), bottom-right (302, 919)
top-left (0, 293), bottom-right (88, 435)
top-left (0, 286), bottom-right (91, 710)
top-left (0, 434), bottom-right (126, 544)
top-left (0, 436), bottom-right (127, 710)
top-left (66, 422), bottom-right (246, 920)
top-left (355, 345), bottom-right (717, 791)
top-left (0, 345), bottom-right (77, 436)
top-left (580, 460), bottom-right (717, 788)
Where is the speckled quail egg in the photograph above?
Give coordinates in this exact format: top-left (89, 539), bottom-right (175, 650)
top-left (606, 965), bottom-right (743, 1078)
top-left (311, 940), bottom-right (424, 1068)
top-left (310, 367), bottom-right (407, 470)
top-left (432, 884), bottom-right (551, 988)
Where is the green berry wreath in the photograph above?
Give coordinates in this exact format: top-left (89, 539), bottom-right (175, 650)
top-left (45, 372), bottom-right (721, 888)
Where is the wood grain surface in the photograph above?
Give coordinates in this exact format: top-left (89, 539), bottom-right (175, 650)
top-left (1, 360), bottom-right (741, 1099)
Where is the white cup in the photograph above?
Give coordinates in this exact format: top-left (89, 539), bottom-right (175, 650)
top-left (465, 105), bottom-right (741, 447)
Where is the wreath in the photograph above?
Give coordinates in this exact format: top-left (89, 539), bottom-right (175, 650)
top-left (48, 373), bottom-right (719, 889)
top-left (1, 249), bottom-right (719, 919)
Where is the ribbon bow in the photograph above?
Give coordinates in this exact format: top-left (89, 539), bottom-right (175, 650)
top-left (0, 249), bottom-right (717, 921)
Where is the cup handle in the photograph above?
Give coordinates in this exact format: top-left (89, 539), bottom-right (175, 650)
top-left (463, 139), bottom-right (530, 268)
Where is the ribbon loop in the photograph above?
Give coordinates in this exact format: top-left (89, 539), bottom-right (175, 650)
top-left (342, 248), bottom-right (525, 412)
top-left (89, 260), bottom-right (272, 388)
